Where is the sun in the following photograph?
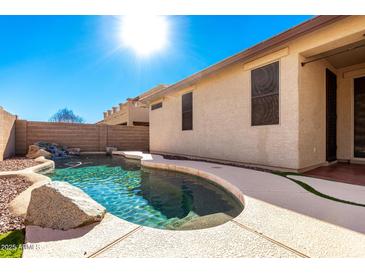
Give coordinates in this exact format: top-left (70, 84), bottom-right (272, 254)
top-left (119, 15), bottom-right (169, 57)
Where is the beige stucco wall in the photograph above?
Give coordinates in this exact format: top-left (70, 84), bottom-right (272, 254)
top-left (149, 16), bottom-right (365, 171)
top-left (0, 107), bottom-right (16, 160)
top-left (297, 59), bottom-right (337, 169)
top-left (150, 51), bottom-right (301, 170)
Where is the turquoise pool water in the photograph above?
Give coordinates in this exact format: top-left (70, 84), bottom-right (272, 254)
top-left (48, 155), bottom-right (243, 230)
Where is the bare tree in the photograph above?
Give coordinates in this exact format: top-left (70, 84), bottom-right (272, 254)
top-left (49, 108), bottom-right (85, 123)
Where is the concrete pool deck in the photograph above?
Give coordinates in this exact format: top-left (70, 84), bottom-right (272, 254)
top-left (23, 152), bottom-right (365, 257)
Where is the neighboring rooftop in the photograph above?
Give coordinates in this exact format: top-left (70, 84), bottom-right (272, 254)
top-left (132, 84), bottom-right (169, 101)
top-left (103, 84), bottom-right (169, 120)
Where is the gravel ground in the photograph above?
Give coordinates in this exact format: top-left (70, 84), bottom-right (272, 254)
top-left (0, 176), bottom-right (32, 233)
top-left (0, 157), bottom-right (38, 172)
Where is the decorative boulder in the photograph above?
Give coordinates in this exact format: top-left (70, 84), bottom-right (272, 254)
top-left (26, 145), bottom-right (52, 159)
top-left (25, 181), bottom-right (106, 230)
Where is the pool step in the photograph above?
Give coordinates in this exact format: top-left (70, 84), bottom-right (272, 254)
top-left (177, 213), bottom-right (232, 230)
top-left (164, 211), bottom-right (199, 229)
top-left (166, 212), bottom-right (232, 230)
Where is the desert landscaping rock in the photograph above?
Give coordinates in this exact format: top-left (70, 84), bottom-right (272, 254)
top-left (0, 175), bottom-right (32, 233)
top-left (25, 181), bottom-right (106, 230)
top-left (0, 157), bottom-right (38, 172)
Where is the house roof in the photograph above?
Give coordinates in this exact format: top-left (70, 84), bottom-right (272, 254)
top-left (139, 15), bottom-right (349, 103)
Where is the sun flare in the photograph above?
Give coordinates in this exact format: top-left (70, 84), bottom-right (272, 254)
top-left (119, 15), bottom-right (169, 56)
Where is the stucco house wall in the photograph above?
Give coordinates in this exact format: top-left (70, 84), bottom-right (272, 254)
top-left (149, 16), bottom-right (365, 171)
top-left (150, 50), bottom-right (300, 170)
top-left (297, 59), bottom-right (336, 169)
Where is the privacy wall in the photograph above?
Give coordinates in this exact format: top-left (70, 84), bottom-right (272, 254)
top-left (15, 120), bottom-right (149, 155)
top-left (0, 107), bottom-right (16, 160)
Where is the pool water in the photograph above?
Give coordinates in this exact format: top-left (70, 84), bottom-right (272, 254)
top-left (48, 155), bottom-right (243, 230)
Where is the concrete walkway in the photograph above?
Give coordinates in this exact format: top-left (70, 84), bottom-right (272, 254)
top-left (289, 175), bottom-right (365, 205)
top-left (23, 152), bottom-right (365, 257)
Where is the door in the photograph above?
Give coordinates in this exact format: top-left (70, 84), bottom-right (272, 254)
top-left (354, 76), bottom-right (365, 158)
top-left (326, 69), bottom-right (337, 162)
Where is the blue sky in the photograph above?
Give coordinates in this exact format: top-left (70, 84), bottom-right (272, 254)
top-left (0, 15), bottom-right (312, 123)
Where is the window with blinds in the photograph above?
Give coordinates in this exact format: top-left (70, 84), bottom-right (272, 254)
top-left (182, 92), bottom-right (193, 130)
top-left (251, 61), bottom-right (279, 126)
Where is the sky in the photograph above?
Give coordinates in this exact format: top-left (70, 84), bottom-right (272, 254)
top-left (0, 15), bottom-right (312, 123)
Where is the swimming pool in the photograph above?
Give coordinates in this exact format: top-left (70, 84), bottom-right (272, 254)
top-left (48, 155), bottom-right (243, 230)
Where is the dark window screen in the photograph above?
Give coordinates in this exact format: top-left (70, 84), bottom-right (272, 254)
top-left (182, 92), bottom-right (193, 130)
top-left (151, 102), bottom-right (162, 110)
top-left (354, 76), bottom-right (365, 158)
top-left (251, 61), bottom-right (279, 126)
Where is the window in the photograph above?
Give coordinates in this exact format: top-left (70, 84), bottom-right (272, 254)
top-left (182, 92), bottom-right (193, 130)
top-left (251, 61), bottom-right (279, 126)
top-left (151, 102), bottom-right (162, 110)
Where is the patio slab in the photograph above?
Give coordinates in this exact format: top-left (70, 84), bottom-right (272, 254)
top-left (288, 175), bottom-right (365, 205)
top-left (94, 220), bottom-right (300, 258)
top-left (23, 213), bottom-right (139, 258)
top-left (234, 196), bottom-right (365, 257)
